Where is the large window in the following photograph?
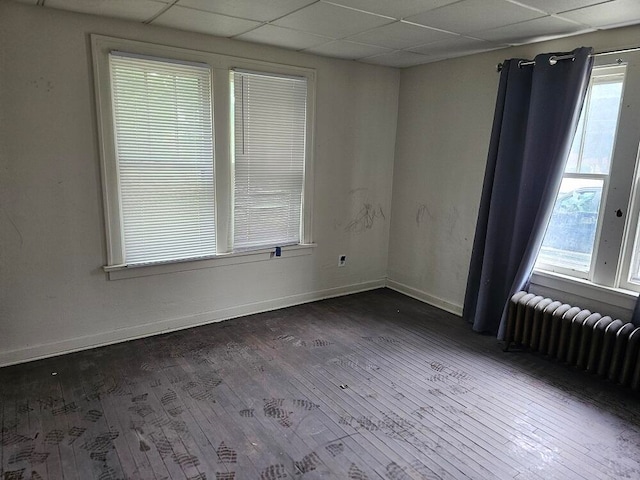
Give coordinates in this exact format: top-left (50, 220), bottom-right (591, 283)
top-left (535, 53), bottom-right (640, 296)
top-left (92, 36), bottom-right (315, 271)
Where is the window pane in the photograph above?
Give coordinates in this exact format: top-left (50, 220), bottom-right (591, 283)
top-left (232, 71), bottom-right (307, 251)
top-left (564, 113), bottom-right (584, 173)
top-left (578, 80), bottom-right (623, 174)
top-left (538, 178), bottom-right (604, 272)
top-left (627, 219), bottom-right (640, 284)
top-left (110, 54), bottom-right (216, 264)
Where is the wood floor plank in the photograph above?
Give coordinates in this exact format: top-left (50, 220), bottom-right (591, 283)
top-left (2, 288), bottom-right (639, 480)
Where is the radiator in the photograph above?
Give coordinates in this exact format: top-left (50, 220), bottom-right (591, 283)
top-left (505, 291), bottom-right (640, 390)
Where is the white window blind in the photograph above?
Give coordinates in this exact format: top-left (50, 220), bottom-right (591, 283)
top-left (232, 70), bottom-right (307, 250)
top-left (109, 53), bottom-right (216, 265)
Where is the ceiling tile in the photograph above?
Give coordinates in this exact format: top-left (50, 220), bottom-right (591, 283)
top-left (305, 40), bottom-right (392, 59)
top-left (409, 35), bottom-right (501, 56)
top-left (45, 0), bottom-right (167, 22)
top-left (514, 0), bottom-right (614, 14)
top-left (559, 0), bottom-right (640, 28)
top-left (273, 2), bottom-right (393, 38)
top-left (153, 5), bottom-right (261, 37)
top-left (406, 0), bottom-right (545, 34)
top-left (324, 0), bottom-right (459, 19)
top-left (178, 0), bottom-right (316, 22)
top-left (347, 20), bottom-right (457, 49)
top-left (361, 50), bottom-right (434, 67)
top-left (236, 25), bottom-right (333, 50)
top-left (475, 15), bottom-right (590, 43)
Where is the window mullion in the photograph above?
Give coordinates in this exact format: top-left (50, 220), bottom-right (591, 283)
top-left (575, 80), bottom-right (594, 173)
top-left (562, 173), bottom-right (608, 182)
top-left (213, 67), bottom-right (233, 254)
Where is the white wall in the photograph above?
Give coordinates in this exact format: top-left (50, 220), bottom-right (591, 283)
top-left (0, 1), bottom-right (399, 365)
top-left (388, 24), bottom-right (640, 317)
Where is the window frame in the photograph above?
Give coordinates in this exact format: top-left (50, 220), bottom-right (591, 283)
top-left (91, 35), bottom-right (316, 274)
top-left (616, 52), bottom-right (640, 291)
top-left (535, 65), bottom-right (625, 280)
top-left (229, 68), bottom-right (308, 252)
top-left (532, 51), bottom-right (640, 306)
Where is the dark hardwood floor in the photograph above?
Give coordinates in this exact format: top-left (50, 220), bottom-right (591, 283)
top-left (1, 288), bottom-right (639, 480)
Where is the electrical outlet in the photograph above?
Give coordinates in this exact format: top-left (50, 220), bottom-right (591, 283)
top-left (338, 255), bottom-right (347, 267)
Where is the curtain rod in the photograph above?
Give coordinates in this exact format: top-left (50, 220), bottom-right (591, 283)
top-left (496, 46), bottom-right (640, 72)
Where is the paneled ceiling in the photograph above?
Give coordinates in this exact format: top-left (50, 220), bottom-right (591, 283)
top-left (14, 0), bottom-right (640, 67)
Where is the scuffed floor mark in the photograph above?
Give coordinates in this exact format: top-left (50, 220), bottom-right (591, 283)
top-left (348, 463), bottom-right (368, 480)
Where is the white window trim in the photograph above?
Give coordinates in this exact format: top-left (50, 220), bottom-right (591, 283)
top-left (105, 243), bottom-right (317, 280)
top-left (532, 51), bottom-right (640, 313)
top-left (91, 35), bottom-right (316, 278)
top-left (530, 269), bottom-right (638, 312)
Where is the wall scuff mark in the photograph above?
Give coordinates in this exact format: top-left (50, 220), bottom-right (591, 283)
top-left (415, 203), bottom-right (434, 227)
top-left (345, 203), bottom-right (385, 232)
top-left (2, 208), bottom-right (24, 247)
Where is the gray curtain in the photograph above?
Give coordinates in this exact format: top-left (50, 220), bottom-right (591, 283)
top-left (463, 47), bottom-right (594, 337)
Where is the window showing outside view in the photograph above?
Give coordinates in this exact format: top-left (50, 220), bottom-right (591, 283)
top-left (537, 74), bottom-right (624, 274)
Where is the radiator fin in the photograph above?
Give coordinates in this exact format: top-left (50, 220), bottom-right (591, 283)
top-left (598, 319), bottom-right (625, 377)
top-left (587, 316), bottom-right (614, 374)
top-left (621, 327), bottom-right (640, 386)
top-left (577, 313), bottom-right (603, 370)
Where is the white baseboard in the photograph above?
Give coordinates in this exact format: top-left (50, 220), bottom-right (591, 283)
top-left (386, 279), bottom-right (463, 317)
top-left (0, 279), bottom-right (385, 367)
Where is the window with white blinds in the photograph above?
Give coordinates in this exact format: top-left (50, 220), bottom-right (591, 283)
top-left (110, 53), bottom-right (216, 265)
top-left (232, 70), bottom-right (307, 250)
top-left (93, 36), bottom-right (314, 273)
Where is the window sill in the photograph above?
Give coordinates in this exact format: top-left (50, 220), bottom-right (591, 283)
top-left (530, 269), bottom-right (638, 313)
top-left (104, 243), bottom-right (316, 280)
